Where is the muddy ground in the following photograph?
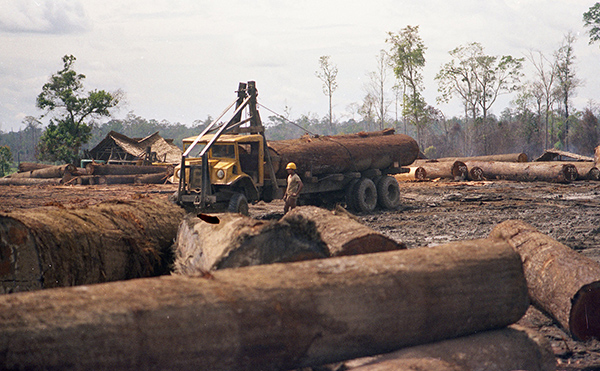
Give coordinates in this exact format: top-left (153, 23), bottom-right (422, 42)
top-left (1, 180), bottom-right (600, 370)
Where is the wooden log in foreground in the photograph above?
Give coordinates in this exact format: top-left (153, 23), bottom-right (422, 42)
top-left (436, 152), bottom-right (529, 163)
top-left (412, 160), bottom-right (468, 180)
top-left (490, 219), bottom-right (600, 341)
top-left (0, 198), bottom-right (185, 294)
top-left (463, 160), bottom-right (578, 183)
top-left (346, 325), bottom-right (554, 371)
top-left (86, 163), bottom-right (174, 176)
top-left (8, 164), bottom-right (75, 179)
top-left (173, 212), bottom-right (329, 274)
top-left (284, 206), bottom-right (405, 256)
top-left (394, 166), bottom-right (426, 181)
top-left (0, 239), bottom-right (528, 371)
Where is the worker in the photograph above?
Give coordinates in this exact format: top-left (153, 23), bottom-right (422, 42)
top-left (284, 162), bottom-right (303, 214)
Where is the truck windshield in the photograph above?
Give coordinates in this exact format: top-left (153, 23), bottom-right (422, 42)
top-left (212, 144), bottom-right (235, 158)
top-left (184, 143), bottom-right (206, 158)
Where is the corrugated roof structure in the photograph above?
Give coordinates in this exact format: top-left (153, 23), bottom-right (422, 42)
top-left (89, 131), bottom-right (182, 164)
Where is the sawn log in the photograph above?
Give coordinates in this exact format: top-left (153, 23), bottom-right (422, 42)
top-left (489, 219), bottom-right (600, 340)
top-left (463, 160), bottom-right (578, 183)
top-left (0, 239), bottom-right (528, 371)
top-left (412, 160), bottom-right (468, 180)
top-left (86, 163), bottom-right (174, 176)
top-left (0, 198), bottom-right (185, 293)
top-left (7, 164), bottom-right (75, 179)
top-left (394, 166), bottom-right (426, 181)
top-left (435, 152), bottom-right (529, 163)
top-left (345, 325), bottom-right (554, 371)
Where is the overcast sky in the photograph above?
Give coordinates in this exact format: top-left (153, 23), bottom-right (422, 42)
top-left (0, 0), bottom-right (598, 132)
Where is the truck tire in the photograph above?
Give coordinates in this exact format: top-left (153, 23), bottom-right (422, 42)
top-left (352, 178), bottom-right (377, 213)
top-left (376, 175), bottom-right (401, 209)
top-left (228, 193), bottom-right (249, 215)
top-left (345, 179), bottom-right (360, 211)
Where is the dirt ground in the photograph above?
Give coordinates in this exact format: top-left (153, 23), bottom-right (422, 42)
top-left (2, 180), bottom-right (600, 370)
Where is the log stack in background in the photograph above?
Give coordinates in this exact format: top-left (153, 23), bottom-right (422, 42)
top-left (0, 198), bottom-right (185, 294)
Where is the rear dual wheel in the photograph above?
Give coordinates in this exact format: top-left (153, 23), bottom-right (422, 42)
top-left (345, 176), bottom-right (400, 213)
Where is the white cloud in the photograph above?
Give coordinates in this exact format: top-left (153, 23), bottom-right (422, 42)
top-left (0, 0), bottom-right (90, 34)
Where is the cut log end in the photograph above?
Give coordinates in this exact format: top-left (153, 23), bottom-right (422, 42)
top-left (570, 281), bottom-right (600, 341)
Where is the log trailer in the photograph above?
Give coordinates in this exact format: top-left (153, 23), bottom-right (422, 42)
top-left (174, 81), bottom-right (419, 214)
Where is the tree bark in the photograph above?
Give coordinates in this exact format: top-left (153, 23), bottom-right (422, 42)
top-left (436, 153), bottom-right (529, 163)
top-left (283, 206), bottom-right (405, 256)
top-left (0, 198), bottom-right (185, 294)
top-left (0, 239), bottom-right (528, 371)
top-left (86, 163), bottom-right (174, 176)
top-left (173, 212), bottom-right (329, 274)
top-left (489, 219), bottom-right (600, 341)
top-left (412, 160), bottom-right (467, 181)
top-left (268, 133), bottom-right (420, 178)
top-left (8, 164), bottom-right (76, 179)
top-left (535, 161), bottom-right (599, 181)
top-left (394, 167), bottom-right (426, 181)
top-left (463, 160), bottom-right (578, 183)
top-left (345, 325), bottom-right (554, 371)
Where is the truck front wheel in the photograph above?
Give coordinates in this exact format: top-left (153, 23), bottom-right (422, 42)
top-left (228, 193), bottom-right (249, 215)
top-left (352, 178), bottom-right (377, 213)
top-left (376, 175), bottom-right (401, 209)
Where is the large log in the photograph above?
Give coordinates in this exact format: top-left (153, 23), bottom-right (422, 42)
top-left (0, 177), bottom-right (62, 186)
top-left (283, 206), bottom-right (405, 256)
top-left (463, 160), bottom-right (578, 183)
top-left (86, 163), bottom-right (174, 176)
top-left (268, 133), bottom-right (420, 178)
top-left (0, 198), bottom-right (185, 294)
top-left (394, 166), bottom-right (426, 181)
top-left (0, 239), bottom-right (528, 371)
top-left (489, 219), bottom-right (600, 340)
top-left (535, 161), bottom-right (599, 181)
top-left (412, 160), bottom-right (468, 180)
top-left (17, 162), bottom-right (52, 173)
top-left (8, 164), bottom-right (75, 179)
top-left (345, 325), bottom-right (554, 371)
top-left (173, 212), bottom-right (329, 274)
top-left (436, 152), bottom-right (529, 163)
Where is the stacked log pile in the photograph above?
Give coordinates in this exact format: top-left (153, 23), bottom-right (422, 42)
top-left (0, 238), bottom-right (534, 370)
top-left (1, 162), bottom-right (174, 186)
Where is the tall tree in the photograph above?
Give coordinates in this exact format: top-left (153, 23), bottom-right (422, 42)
top-left (554, 32), bottom-right (581, 151)
top-left (387, 25), bottom-right (427, 147)
top-left (315, 55), bottom-right (338, 133)
top-left (364, 50), bottom-right (391, 130)
top-left (36, 55), bottom-right (122, 164)
top-left (584, 3), bottom-right (600, 45)
top-left (526, 50), bottom-right (557, 150)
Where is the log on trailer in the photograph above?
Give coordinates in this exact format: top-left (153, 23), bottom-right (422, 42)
top-left (435, 152), bottom-right (529, 163)
top-left (282, 206), bottom-right (405, 256)
top-left (0, 198), bottom-right (185, 294)
top-left (489, 219), bottom-right (600, 341)
top-left (7, 164), bottom-right (76, 179)
top-left (412, 160), bottom-right (468, 181)
top-left (173, 212), bottom-right (329, 274)
top-left (267, 133), bottom-right (420, 178)
top-left (345, 325), bottom-right (554, 371)
top-left (0, 239), bottom-right (528, 371)
top-left (462, 160), bottom-right (578, 183)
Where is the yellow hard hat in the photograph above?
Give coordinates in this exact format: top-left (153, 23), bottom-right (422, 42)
top-left (286, 162), bottom-right (297, 170)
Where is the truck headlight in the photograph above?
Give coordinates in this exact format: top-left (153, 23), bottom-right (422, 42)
top-left (176, 169), bottom-right (181, 179)
top-left (216, 169), bottom-right (225, 179)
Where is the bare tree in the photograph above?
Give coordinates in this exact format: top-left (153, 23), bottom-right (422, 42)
top-left (315, 55), bottom-right (338, 132)
top-left (526, 50), bottom-right (557, 150)
top-left (554, 32), bottom-right (582, 151)
top-left (364, 50), bottom-right (391, 130)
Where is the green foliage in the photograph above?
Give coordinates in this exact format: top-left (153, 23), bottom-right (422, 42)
top-left (0, 146), bottom-right (13, 177)
top-left (36, 55), bottom-right (121, 164)
top-left (584, 3), bottom-right (600, 45)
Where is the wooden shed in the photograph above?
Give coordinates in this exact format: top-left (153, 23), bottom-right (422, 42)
top-left (88, 131), bottom-right (182, 165)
